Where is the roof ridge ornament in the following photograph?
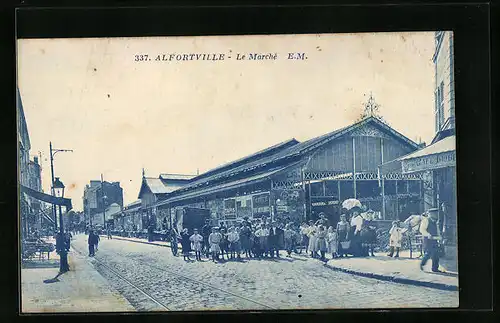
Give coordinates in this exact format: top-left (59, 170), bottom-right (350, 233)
top-left (358, 92), bottom-right (389, 125)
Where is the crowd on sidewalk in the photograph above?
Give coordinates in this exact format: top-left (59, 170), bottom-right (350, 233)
top-left (83, 200), bottom-right (446, 274)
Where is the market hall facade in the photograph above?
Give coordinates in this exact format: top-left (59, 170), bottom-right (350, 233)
top-left (151, 116), bottom-right (426, 229)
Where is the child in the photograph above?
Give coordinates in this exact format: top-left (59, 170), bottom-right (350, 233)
top-left (208, 227), bottom-right (222, 262)
top-left (388, 220), bottom-right (403, 258)
top-left (326, 226), bottom-right (338, 259)
top-left (189, 228), bottom-right (203, 261)
top-left (227, 227), bottom-right (241, 260)
top-left (316, 225), bottom-right (328, 261)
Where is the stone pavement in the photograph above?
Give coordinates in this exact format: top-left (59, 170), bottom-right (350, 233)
top-left (21, 241), bottom-right (135, 313)
top-left (72, 235), bottom-right (459, 310)
top-left (325, 250), bottom-right (458, 291)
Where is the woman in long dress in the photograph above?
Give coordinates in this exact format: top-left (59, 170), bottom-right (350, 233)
top-left (239, 221), bottom-right (252, 258)
top-left (307, 224), bottom-right (318, 258)
top-left (180, 228), bottom-right (192, 261)
top-left (336, 214), bottom-right (350, 257)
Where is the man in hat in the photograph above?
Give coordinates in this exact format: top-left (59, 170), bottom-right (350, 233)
top-left (201, 219), bottom-right (212, 258)
top-left (419, 208), bottom-right (443, 272)
top-left (268, 221), bottom-right (284, 258)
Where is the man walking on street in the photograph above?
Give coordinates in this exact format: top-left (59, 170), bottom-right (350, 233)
top-left (88, 230), bottom-right (97, 257)
top-left (106, 226), bottom-right (112, 239)
top-left (419, 208), bottom-right (443, 272)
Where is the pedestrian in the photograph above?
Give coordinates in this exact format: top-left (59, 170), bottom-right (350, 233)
top-left (201, 219), bottom-right (212, 258)
top-left (336, 214), bottom-right (350, 257)
top-left (316, 225), bottom-right (328, 261)
top-left (180, 228), bottom-right (192, 261)
top-left (219, 227), bottom-right (229, 261)
top-left (326, 226), bottom-right (338, 259)
top-left (106, 226), bottom-right (112, 240)
top-left (283, 223), bottom-right (295, 257)
top-left (189, 228), bottom-right (203, 261)
top-left (253, 225), bottom-right (264, 258)
top-left (350, 209), bottom-right (364, 256)
top-left (227, 227), bottom-right (241, 260)
top-left (268, 221), bottom-right (283, 258)
top-left (299, 222), bottom-right (309, 253)
top-left (94, 231), bottom-right (100, 252)
top-left (239, 221), bottom-right (252, 258)
top-left (307, 222), bottom-right (318, 258)
top-left (208, 227), bottom-right (222, 262)
top-left (419, 209), bottom-right (444, 272)
top-left (388, 220), bottom-right (403, 258)
top-left (88, 230), bottom-right (96, 257)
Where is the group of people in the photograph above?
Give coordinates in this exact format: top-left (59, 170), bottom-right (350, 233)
top-left (168, 210), bottom-right (380, 263)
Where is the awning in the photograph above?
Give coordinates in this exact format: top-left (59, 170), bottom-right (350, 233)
top-left (20, 185), bottom-right (73, 209)
top-left (379, 135), bottom-right (455, 175)
top-left (157, 163), bottom-right (300, 207)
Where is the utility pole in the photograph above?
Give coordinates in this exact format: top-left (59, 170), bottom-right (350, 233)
top-left (49, 142), bottom-right (57, 231)
top-left (101, 173), bottom-right (106, 229)
top-left (49, 142), bottom-right (73, 232)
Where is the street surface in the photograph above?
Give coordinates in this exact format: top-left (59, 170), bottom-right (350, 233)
top-left (71, 235), bottom-right (459, 311)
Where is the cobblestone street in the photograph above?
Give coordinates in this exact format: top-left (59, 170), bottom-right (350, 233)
top-left (70, 235), bottom-right (458, 311)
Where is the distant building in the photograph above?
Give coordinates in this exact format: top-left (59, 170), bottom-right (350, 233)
top-left (83, 180), bottom-right (124, 227)
top-left (137, 172), bottom-right (195, 230)
top-left (433, 31), bottom-right (455, 134)
top-left (18, 89), bottom-right (48, 235)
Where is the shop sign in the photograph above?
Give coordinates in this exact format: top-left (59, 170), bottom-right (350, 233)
top-left (252, 192), bottom-right (270, 216)
top-left (223, 198), bottom-right (236, 217)
top-left (311, 200), bottom-right (338, 207)
top-left (402, 151), bottom-right (455, 173)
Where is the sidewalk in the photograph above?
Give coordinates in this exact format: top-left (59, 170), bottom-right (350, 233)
top-left (21, 245), bottom-right (135, 313)
top-left (102, 235), bottom-right (179, 249)
top-left (324, 250), bottom-right (458, 291)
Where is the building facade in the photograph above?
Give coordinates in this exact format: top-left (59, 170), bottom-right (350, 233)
top-left (83, 180), bottom-right (124, 227)
top-left (155, 116), bottom-right (424, 231)
top-left (138, 173), bottom-right (194, 230)
top-left (18, 89), bottom-right (49, 236)
top-left (380, 31), bottom-right (456, 264)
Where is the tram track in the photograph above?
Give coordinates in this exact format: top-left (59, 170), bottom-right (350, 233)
top-left (71, 243), bottom-right (276, 311)
top-left (72, 245), bottom-right (170, 311)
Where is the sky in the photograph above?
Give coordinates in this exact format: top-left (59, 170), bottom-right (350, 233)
top-left (17, 32), bottom-right (436, 211)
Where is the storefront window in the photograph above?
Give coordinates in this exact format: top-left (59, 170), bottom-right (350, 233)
top-left (356, 180), bottom-right (381, 198)
top-left (384, 181), bottom-right (396, 195)
top-left (339, 181), bottom-right (354, 200)
top-left (408, 181), bottom-right (421, 194)
top-left (310, 182), bottom-right (324, 196)
top-left (397, 180), bottom-right (408, 194)
top-left (324, 181), bottom-right (339, 197)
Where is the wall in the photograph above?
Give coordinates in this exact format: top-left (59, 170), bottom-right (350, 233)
top-left (307, 131), bottom-right (412, 173)
top-left (435, 31), bottom-right (455, 132)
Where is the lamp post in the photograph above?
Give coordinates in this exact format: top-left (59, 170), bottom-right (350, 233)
top-left (53, 177), bottom-right (69, 273)
top-left (49, 142), bottom-right (73, 231)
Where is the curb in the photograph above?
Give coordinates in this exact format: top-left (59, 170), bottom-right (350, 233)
top-left (102, 235), bottom-right (183, 251)
top-left (323, 263), bottom-right (458, 292)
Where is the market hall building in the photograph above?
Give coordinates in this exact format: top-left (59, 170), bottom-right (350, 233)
top-left (154, 116), bottom-right (426, 229)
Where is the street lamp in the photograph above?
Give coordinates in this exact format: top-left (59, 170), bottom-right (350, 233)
top-left (49, 142), bottom-right (73, 231)
top-left (53, 177), bottom-right (69, 273)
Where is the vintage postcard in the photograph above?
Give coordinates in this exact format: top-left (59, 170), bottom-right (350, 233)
top-left (18, 32), bottom-right (458, 312)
